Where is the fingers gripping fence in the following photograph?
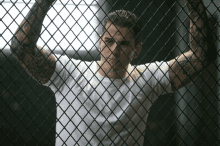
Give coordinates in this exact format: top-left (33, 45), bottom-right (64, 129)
top-left (0, 0), bottom-right (219, 145)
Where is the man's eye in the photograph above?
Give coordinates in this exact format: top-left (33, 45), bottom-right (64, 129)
top-left (119, 41), bottom-right (131, 46)
top-left (105, 40), bottom-right (114, 44)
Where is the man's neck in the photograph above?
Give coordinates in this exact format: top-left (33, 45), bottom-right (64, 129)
top-left (97, 61), bottom-right (129, 79)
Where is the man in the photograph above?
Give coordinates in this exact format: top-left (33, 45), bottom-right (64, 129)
top-left (11, 0), bottom-right (216, 145)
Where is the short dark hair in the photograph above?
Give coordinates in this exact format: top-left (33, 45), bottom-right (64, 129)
top-left (102, 10), bottom-right (142, 44)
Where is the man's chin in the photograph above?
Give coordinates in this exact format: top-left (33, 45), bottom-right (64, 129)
top-left (101, 59), bottom-right (129, 70)
top-left (109, 63), bottom-right (128, 72)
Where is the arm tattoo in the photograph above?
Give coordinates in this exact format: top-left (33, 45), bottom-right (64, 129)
top-left (11, 0), bottom-right (56, 84)
top-left (169, 0), bottom-right (217, 90)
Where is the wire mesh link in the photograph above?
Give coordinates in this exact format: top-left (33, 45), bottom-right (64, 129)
top-left (0, 0), bottom-right (219, 145)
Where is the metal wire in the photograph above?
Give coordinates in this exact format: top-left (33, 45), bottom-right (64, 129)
top-left (0, 0), bottom-right (219, 145)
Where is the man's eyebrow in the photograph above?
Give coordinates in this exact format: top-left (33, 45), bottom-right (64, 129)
top-left (104, 37), bottom-right (131, 45)
top-left (104, 37), bottom-right (111, 40)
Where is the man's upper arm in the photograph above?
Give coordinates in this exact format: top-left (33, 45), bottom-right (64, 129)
top-left (19, 46), bottom-right (57, 84)
top-left (139, 61), bottom-right (173, 96)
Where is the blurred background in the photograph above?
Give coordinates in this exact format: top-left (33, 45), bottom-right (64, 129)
top-left (0, 0), bottom-right (219, 145)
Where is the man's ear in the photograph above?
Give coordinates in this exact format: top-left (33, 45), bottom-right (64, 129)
top-left (134, 42), bottom-right (142, 58)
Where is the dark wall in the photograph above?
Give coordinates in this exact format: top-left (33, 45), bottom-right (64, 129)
top-left (0, 54), bottom-right (56, 146)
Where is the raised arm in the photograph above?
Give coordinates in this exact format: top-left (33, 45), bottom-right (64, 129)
top-left (168, 0), bottom-right (217, 91)
top-left (10, 0), bottom-right (56, 84)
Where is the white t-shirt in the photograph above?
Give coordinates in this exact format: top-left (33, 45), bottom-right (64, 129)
top-left (44, 54), bottom-right (173, 146)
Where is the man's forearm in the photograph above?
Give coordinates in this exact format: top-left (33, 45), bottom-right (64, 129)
top-left (169, 0), bottom-right (216, 90)
top-left (11, 0), bottom-right (55, 57)
top-left (185, 0), bottom-right (216, 64)
top-left (10, 0), bottom-right (56, 84)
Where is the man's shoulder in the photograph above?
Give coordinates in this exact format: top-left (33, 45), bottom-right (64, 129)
top-left (129, 61), bottom-right (169, 78)
top-left (54, 54), bottom-right (94, 66)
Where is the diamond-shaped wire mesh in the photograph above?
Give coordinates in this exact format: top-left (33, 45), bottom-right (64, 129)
top-left (0, 0), bottom-right (219, 145)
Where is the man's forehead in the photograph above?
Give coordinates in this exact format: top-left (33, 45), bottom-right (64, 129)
top-left (104, 22), bottom-right (134, 40)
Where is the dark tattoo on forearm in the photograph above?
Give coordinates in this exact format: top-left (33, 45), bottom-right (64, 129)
top-left (11, 0), bottom-right (56, 84)
top-left (170, 55), bottom-right (201, 89)
top-left (169, 0), bottom-right (217, 90)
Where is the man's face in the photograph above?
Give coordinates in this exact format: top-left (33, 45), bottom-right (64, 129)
top-left (99, 22), bottom-right (140, 71)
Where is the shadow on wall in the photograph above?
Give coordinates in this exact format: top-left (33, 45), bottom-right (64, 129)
top-left (0, 55), bottom-right (56, 145)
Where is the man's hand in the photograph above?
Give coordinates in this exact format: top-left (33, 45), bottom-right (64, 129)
top-left (11, 0), bottom-right (57, 84)
top-left (168, 0), bottom-right (217, 91)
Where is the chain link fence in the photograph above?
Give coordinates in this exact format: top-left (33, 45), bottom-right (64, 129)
top-left (0, 0), bottom-right (219, 145)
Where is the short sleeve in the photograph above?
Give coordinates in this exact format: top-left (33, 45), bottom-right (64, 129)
top-left (138, 61), bottom-right (173, 98)
top-left (43, 54), bottom-right (81, 94)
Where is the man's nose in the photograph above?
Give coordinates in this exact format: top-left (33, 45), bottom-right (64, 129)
top-left (111, 43), bottom-right (120, 57)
